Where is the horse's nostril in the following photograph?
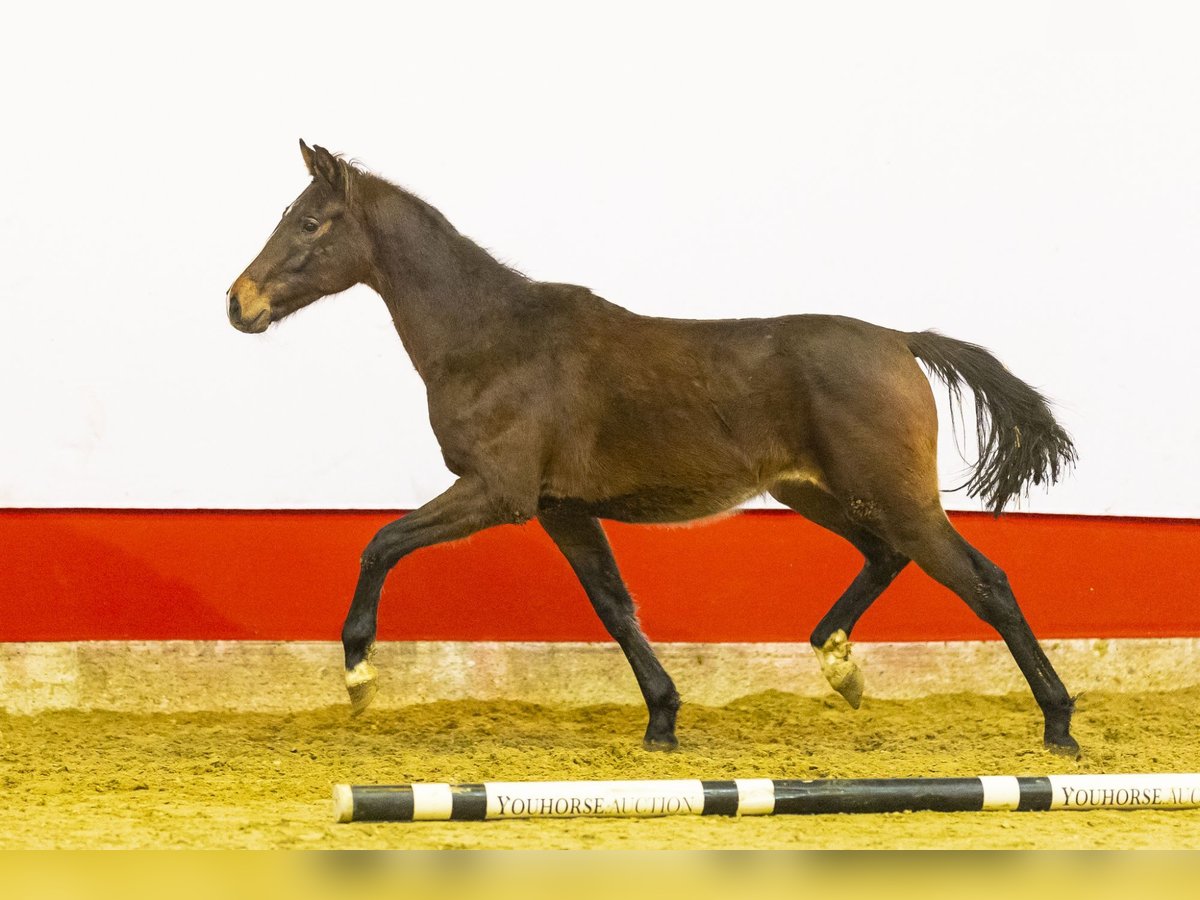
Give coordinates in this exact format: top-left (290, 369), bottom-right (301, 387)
top-left (228, 294), bottom-right (241, 320)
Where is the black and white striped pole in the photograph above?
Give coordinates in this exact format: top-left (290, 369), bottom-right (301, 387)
top-left (333, 774), bottom-right (1200, 822)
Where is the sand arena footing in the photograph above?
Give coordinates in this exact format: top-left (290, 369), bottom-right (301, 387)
top-left (3, 638), bottom-right (1199, 714)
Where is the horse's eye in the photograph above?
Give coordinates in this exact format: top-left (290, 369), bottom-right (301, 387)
top-left (303, 219), bottom-right (319, 233)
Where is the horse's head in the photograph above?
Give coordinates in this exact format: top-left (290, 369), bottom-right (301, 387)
top-left (227, 141), bottom-right (374, 333)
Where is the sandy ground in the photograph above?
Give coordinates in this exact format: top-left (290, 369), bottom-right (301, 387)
top-left (3, 688), bottom-right (1199, 849)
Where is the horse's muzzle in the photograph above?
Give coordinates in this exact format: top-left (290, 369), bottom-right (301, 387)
top-left (227, 280), bottom-right (271, 334)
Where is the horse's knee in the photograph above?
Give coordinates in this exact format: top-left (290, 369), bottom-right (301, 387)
top-left (360, 523), bottom-right (427, 572)
top-left (605, 607), bottom-right (643, 640)
top-left (359, 547), bottom-right (382, 572)
top-left (360, 529), bottom-right (405, 573)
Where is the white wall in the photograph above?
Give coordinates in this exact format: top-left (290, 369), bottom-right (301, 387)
top-left (1, 2), bottom-right (1197, 516)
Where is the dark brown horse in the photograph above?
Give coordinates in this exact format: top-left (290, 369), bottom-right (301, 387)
top-left (228, 141), bottom-right (1079, 755)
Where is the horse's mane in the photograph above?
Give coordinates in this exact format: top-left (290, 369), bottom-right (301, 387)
top-left (335, 152), bottom-right (527, 281)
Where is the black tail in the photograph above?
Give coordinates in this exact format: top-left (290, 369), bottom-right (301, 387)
top-left (906, 330), bottom-right (1077, 514)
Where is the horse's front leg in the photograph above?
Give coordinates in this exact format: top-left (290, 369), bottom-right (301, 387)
top-left (341, 476), bottom-right (526, 713)
top-left (538, 504), bottom-right (681, 750)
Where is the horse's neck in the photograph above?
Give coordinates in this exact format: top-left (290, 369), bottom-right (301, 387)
top-left (365, 203), bottom-right (528, 381)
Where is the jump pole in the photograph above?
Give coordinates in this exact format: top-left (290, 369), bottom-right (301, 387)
top-left (333, 774), bottom-right (1200, 822)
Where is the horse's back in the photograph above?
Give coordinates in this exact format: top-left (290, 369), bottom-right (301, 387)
top-left (532, 288), bottom-right (937, 515)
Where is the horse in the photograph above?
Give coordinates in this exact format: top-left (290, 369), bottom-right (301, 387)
top-left (227, 141), bottom-right (1079, 756)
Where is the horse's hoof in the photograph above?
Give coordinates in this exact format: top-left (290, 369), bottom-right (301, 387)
top-left (830, 664), bottom-right (865, 709)
top-left (643, 735), bottom-right (679, 752)
top-left (814, 630), bottom-right (864, 709)
top-left (345, 659), bottom-right (378, 716)
top-left (1045, 736), bottom-right (1081, 759)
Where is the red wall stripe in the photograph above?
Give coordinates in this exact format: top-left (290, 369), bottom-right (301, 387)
top-left (1, 509), bottom-right (1197, 642)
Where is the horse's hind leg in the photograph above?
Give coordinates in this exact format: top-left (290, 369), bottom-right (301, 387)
top-left (881, 510), bottom-right (1078, 755)
top-left (770, 481), bottom-right (909, 708)
top-left (538, 503), bottom-right (681, 750)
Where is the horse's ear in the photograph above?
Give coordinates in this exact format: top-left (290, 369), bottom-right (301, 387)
top-left (299, 139), bottom-right (316, 175)
top-left (310, 144), bottom-right (346, 194)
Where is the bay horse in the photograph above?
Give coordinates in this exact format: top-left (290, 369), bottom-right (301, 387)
top-left (228, 141), bottom-right (1079, 755)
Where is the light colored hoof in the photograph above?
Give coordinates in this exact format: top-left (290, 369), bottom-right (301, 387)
top-left (345, 659), bottom-right (378, 716)
top-left (814, 629), bottom-right (865, 709)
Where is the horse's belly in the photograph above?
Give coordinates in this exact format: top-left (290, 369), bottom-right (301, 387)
top-left (539, 485), bottom-right (760, 525)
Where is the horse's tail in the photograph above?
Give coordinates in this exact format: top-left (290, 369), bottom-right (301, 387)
top-left (906, 330), bottom-right (1076, 514)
